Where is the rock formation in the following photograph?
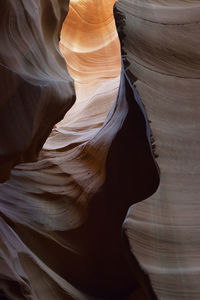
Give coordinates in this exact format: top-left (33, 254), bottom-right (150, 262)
top-left (116, 0), bottom-right (200, 299)
top-left (0, 0), bottom-right (75, 182)
top-left (0, 0), bottom-right (160, 299)
top-left (1, 0), bottom-right (198, 299)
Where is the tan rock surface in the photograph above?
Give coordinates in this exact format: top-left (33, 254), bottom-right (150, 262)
top-left (0, 0), bottom-right (160, 299)
top-left (116, 0), bottom-right (200, 298)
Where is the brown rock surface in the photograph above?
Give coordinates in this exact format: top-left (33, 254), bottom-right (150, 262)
top-left (0, 0), bottom-right (159, 299)
top-left (116, 0), bottom-right (200, 299)
top-left (0, 0), bottom-right (75, 182)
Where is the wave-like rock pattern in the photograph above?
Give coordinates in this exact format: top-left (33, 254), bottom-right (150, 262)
top-left (0, 0), bottom-right (75, 183)
top-left (116, 0), bottom-right (200, 299)
top-left (0, 0), bottom-right (159, 299)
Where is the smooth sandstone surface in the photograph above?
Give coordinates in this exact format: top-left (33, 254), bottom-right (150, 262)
top-left (116, 0), bottom-right (200, 299)
top-left (1, 0), bottom-right (198, 299)
top-left (0, 0), bottom-right (159, 299)
top-left (0, 0), bottom-right (75, 182)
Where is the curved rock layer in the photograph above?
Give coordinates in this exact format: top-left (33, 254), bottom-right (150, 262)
top-left (116, 0), bottom-right (200, 299)
top-left (0, 0), bottom-right (75, 182)
top-left (0, 0), bottom-right (159, 299)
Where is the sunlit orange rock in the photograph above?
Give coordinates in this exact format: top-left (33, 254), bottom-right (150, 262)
top-left (0, 0), bottom-right (159, 299)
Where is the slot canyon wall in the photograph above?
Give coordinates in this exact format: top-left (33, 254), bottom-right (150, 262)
top-left (0, 0), bottom-right (199, 299)
top-left (115, 0), bottom-right (200, 299)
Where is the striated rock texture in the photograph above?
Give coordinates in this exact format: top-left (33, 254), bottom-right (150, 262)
top-left (116, 0), bottom-right (200, 299)
top-left (0, 0), bottom-right (75, 182)
top-left (0, 0), bottom-right (165, 299)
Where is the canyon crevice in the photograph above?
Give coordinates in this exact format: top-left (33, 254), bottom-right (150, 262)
top-left (0, 0), bottom-right (199, 299)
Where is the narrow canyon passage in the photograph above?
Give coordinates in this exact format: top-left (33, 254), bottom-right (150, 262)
top-left (1, 0), bottom-right (200, 299)
top-left (45, 0), bottom-right (121, 149)
top-left (0, 0), bottom-right (159, 299)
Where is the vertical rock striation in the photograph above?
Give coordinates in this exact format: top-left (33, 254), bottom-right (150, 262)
top-left (116, 0), bottom-right (200, 299)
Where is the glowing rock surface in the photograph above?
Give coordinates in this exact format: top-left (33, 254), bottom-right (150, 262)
top-left (1, 0), bottom-right (198, 299)
top-left (0, 0), bottom-right (159, 299)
